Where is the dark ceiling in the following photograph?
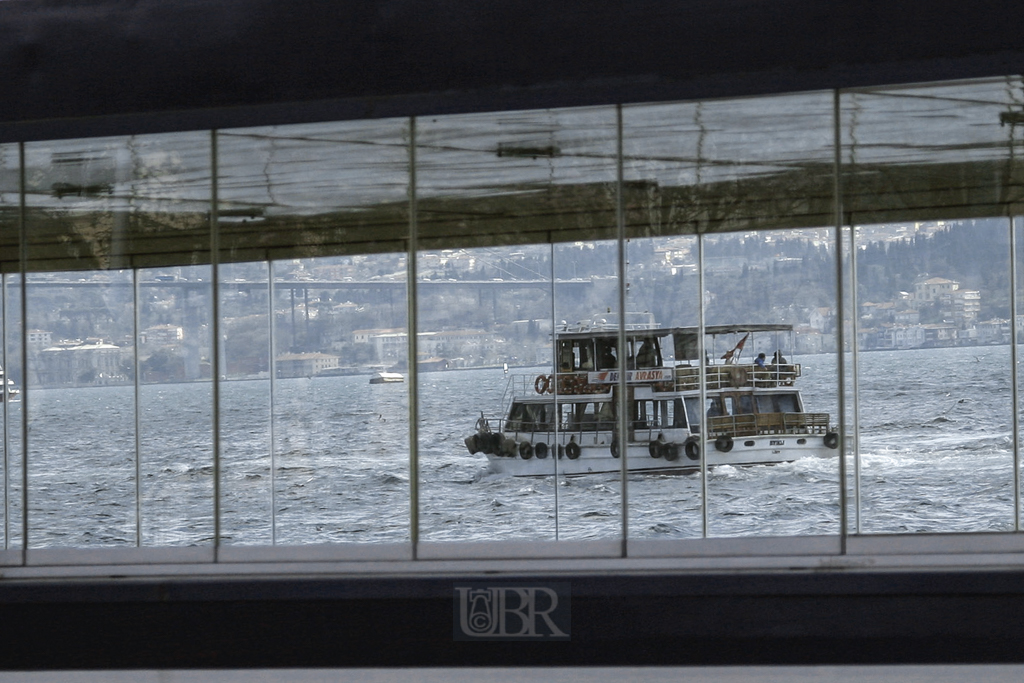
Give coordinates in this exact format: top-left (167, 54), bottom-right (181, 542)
top-left (2, 0), bottom-right (1024, 140)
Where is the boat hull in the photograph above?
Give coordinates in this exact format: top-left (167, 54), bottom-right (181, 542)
top-left (484, 434), bottom-right (834, 476)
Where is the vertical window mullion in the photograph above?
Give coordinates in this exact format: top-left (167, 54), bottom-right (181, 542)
top-left (17, 141), bottom-right (27, 561)
top-left (1010, 217), bottom-right (1021, 531)
top-left (407, 116), bottom-right (420, 558)
top-left (269, 260), bottom-right (278, 545)
top-left (133, 269), bottom-right (142, 546)
top-left (833, 90), bottom-right (852, 547)
top-left (1, 273), bottom-right (7, 550)
top-left (549, 243), bottom-right (560, 540)
top-left (697, 232), bottom-right (708, 539)
top-left (210, 130), bottom-right (222, 559)
top-left (615, 104), bottom-right (628, 555)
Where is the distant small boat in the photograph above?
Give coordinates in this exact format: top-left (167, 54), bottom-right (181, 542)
top-left (370, 371), bottom-right (405, 384)
top-left (0, 365), bottom-right (18, 402)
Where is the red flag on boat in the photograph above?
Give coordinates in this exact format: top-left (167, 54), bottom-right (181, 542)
top-left (720, 333), bottom-right (749, 364)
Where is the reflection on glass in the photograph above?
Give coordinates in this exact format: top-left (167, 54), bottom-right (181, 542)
top-left (0, 77), bottom-right (1023, 559)
top-left (416, 107), bottom-right (618, 543)
top-left (621, 94), bottom-right (835, 240)
top-left (622, 95), bottom-right (840, 539)
top-left (216, 119), bottom-right (412, 545)
top-left (19, 132), bottom-right (212, 548)
top-left (843, 80), bottom-right (1024, 533)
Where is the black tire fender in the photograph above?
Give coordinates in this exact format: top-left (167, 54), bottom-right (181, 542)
top-left (683, 435), bottom-right (701, 461)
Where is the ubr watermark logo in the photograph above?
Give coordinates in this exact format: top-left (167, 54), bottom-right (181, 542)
top-left (453, 582), bottom-right (570, 641)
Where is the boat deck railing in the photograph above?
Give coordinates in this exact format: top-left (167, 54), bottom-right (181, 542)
top-left (509, 363), bottom-right (800, 399)
top-left (670, 363), bottom-right (800, 391)
top-left (706, 412), bottom-right (830, 438)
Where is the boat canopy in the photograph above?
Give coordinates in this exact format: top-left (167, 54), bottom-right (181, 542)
top-left (554, 323), bottom-right (794, 369)
top-left (554, 323), bottom-right (792, 342)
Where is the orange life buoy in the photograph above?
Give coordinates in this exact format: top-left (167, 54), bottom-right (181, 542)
top-left (535, 374), bottom-right (552, 394)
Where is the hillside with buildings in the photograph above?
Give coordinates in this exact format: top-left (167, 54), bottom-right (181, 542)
top-left (14, 220), bottom-right (1018, 387)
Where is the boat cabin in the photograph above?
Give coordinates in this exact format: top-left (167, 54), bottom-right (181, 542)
top-left (498, 322), bottom-right (830, 441)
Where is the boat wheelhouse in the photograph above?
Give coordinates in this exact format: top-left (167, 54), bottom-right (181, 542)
top-left (465, 320), bottom-right (837, 476)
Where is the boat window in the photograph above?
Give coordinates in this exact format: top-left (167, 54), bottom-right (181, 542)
top-left (632, 336), bottom-right (660, 368)
top-left (684, 396), bottom-right (706, 432)
top-left (578, 342), bottom-right (595, 370)
top-left (538, 402), bottom-right (557, 429)
top-left (559, 340), bottom-right (597, 372)
top-left (776, 393), bottom-right (800, 413)
top-left (699, 396), bottom-right (723, 418)
top-left (734, 394), bottom-right (754, 414)
top-left (721, 396), bottom-right (735, 416)
top-left (567, 401), bottom-right (614, 431)
top-left (633, 399), bottom-right (672, 429)
top-left (595, 339), bottom-right (618, 369)
top-left (558, 342), bottom-right (574, 372)
top-left (506, 402), bottom-right (555, 431)
top-left (506, 402), bottom-right (529, 430)
top-left (754, 393), bottom-right (801, 413)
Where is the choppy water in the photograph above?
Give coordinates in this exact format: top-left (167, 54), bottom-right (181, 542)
top-left (0, 344), bottom-right (1017, 548)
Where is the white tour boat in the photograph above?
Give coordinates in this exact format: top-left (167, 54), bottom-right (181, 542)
top-left (464, 320), bottom-right (837, 476)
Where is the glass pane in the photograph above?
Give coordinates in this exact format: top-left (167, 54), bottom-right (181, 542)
top-left (623, 94), bottom-right (841, 539)
top-left (416, 107), bottom-right (619, 543)
top-left (2, 275), bottom-right (22, 551)
top-left (418, 244), bottom-right (558, 541)
top-left (138, 265), bottom-right (214, 545)
top-left (852, 219), bottom-right (1014, 532)
top-left (843, 80), bottom-right (1024, 533)
top-left (620, 232), bottom-right (704, 539)
top-left (699, 230), bottom-right (841, 537)
top-left (217, 119), bottom-right (412, 545)
top-left (1017, 216), bottom-right (1024, 532)
top-left (218, 261), bottom-right (272, 545)
top-left (271, 256), bottom-right (410, 544)
top-left (23, 132), bottom-right (212, 548)
top-left (0, 144), bottom-right (20, 549)
top-left (550, 239), bottom-right (624, 540)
